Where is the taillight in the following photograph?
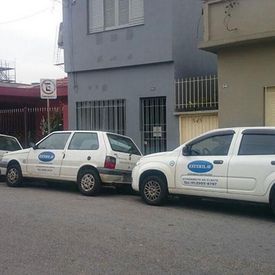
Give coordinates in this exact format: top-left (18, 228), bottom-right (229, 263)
top-left (104, 156), bottom-right (116, 169)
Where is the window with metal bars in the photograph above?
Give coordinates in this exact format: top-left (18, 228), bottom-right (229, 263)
top-left (76, 99), bottom-right (126, 135)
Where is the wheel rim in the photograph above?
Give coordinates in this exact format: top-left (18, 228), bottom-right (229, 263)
top-left (144, 180), bottom-right (161, 202)
top-left (80, 173), bottom-right (95, 192)
top-left (7, 168), bottom-right (19, 184)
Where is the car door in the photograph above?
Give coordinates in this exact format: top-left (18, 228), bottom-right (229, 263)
top-left (175, 130), bottom-right (235, 194)
top-left (60, 132), bottom-right (105, 180)
top-left (26, 132), bottom-right (71, 178)
top-left (228, 129), bottom-right (275, 196)
top-left (106, 133), bottom-right (142, 171)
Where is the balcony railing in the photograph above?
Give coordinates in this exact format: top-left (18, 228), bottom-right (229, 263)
top-left (175, 75), bottom-right (218, 112)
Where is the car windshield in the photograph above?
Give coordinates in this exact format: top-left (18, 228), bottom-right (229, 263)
top-left (0, 136), bottom-right (21, 151)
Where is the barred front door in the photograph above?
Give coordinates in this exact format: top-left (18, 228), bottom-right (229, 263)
top-left (140, 97), bottom-right (167, 155)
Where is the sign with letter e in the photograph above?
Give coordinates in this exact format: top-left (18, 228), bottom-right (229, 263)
top-left (40, 79), bottom-right (57, 99)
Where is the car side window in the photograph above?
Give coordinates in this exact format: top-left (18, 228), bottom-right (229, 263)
top-left (107, 134), bottom-right (141, 155)
top-left (0, 136), bottom-right (21, 151)
top-left (36, 133), bottom-right (71, 150)
top-left (68, 133), bottom-right (99, 150)
top-left (188, 134), bottom-right (233, 156)
top-left (239, 134), bottom-right (275, 155)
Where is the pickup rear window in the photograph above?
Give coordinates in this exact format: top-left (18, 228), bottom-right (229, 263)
top-left (239, 134), bottom-right (275, 155)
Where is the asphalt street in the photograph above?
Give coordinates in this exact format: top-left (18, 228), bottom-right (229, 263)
top-left (0, 180), bottom-right (274, 275)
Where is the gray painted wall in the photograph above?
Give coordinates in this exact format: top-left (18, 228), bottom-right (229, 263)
top-left (200, 0), bottom-right (275, 128)
top-left (203, 0), bottom-right (275, 47)
top-left (63, 0), bottom-right (173, 73)
top-left (172, 0), bottom-right (217, 78)
top-left (63, 0), bottom-right (217, 151)
top-left (218, 42), bottom-right (275, 127)
top-left (68, 62), bottom-right (178, 150)
top-left (63, 0), bottom-right (216, 77)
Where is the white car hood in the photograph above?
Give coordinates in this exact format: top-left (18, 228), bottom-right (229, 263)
top-left (139, 151), bottom-right (177, 164)
top-left (142, 151), bottom-right (171, 159)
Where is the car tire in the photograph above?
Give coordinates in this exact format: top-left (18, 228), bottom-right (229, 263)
top-left (6, 164), bottom-right (23, 187)
top-left (270, 192), bottom-right (275, 216)
top-left (77, 169), bottom-right (101, 196)
top-left (141, 175), bottom-right (168, 206)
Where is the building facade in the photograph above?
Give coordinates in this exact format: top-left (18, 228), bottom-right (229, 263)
top-left (200, 0), bottom-right (275, 127)
top-left (62, 0), bottom-right (216, 153)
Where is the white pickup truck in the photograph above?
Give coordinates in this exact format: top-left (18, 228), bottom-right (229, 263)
top-left (132, 127), bottom-right (275, 214)
top-left (0, 131), bottom-right (142, 195)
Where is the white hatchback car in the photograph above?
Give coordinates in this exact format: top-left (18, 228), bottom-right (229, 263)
top-left (0, 134), bottom-right (22, 178)
top-left (0, 131), bottom-right (142, 195)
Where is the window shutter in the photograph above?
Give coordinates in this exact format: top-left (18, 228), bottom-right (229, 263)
top-left (119, 0), bottom-right (130, 25)
top-left (88, 0), bottom-right (104, 33)
top-left (129, 0), bottom-right (144, 25)
top-left (104, 0), bottom-right (116, 28)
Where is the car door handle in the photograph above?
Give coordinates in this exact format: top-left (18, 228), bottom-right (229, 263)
top-left (271, 161), bottom-right (275, 165)
top-left (213, 160), bottom-right (223, 165)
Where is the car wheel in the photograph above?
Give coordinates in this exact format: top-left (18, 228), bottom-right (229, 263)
top-left (141, 175), bottom-right (168, 206)
top-left (6, 164), bottom-right (23, 187)
top-left (77, 169), bottom-right (101, 196)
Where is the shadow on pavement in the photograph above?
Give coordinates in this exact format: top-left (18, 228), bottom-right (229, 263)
top-left (19, 180), bottom-right (137, 197)
top-left (167, 195), bottom-right (275, 221)
top-left (1, 179), bottom-right (273, 221)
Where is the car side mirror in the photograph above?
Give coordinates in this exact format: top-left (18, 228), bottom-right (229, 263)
top-left (29, 142), bottom-right (35, 148)
top-left (182, 146), bottom-right (191, 156)
top-left (31, 143), bottom-right (38, 150)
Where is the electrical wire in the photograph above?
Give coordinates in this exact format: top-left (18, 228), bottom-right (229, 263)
top-left (0, 7), bottom-right (52, 25)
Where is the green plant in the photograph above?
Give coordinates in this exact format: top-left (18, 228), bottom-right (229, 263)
top-left (40, 111), bottom-right (63, 136)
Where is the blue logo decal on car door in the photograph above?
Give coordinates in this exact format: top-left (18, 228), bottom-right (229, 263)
top-left (38, 152), bottom-right (55, 162)
top-left (188, 161), bottom-right (213, 173)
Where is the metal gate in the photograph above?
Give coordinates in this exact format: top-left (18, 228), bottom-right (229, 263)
top-left (140, 97), bottom-right (167, 155)
top-left (179, 113), bottom-right (218, 144)
top-left (0, 107), bottom-right (63, 147)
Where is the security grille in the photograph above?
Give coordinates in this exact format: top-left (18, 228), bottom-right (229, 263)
top-left (0, 107), bottom-right (63, 147)
top-left (76, 99), bottom-right (126, 135)
top-left (175, 75), bottom-right (218, 112)
top-left (140, 97), bottom-right (167, 155)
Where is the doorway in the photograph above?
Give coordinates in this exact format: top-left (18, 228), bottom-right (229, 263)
top-left (140, 97), bottom-right (167, 154)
